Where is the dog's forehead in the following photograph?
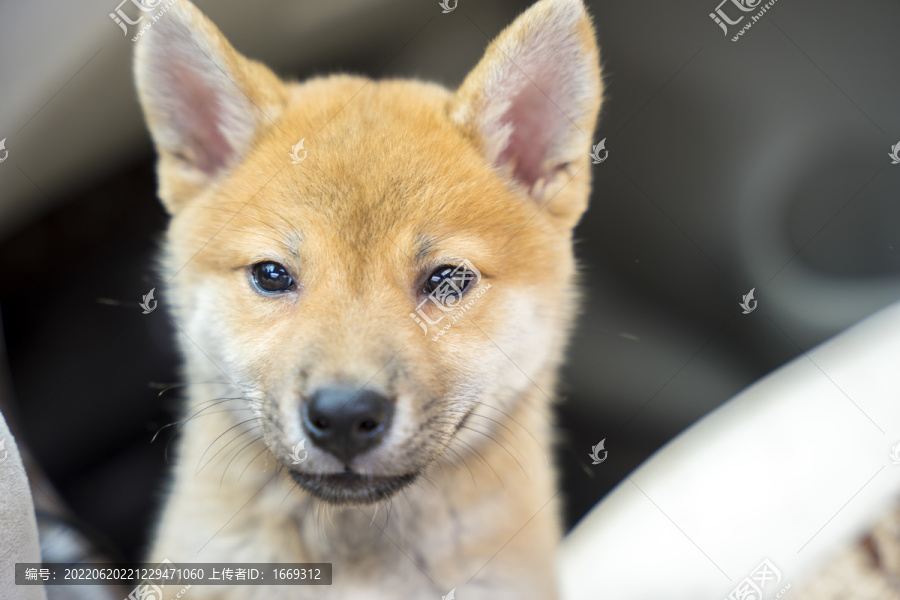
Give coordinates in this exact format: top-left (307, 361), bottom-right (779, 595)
top-left (253, 173), bottom-right (511, 265)
top-left (281, 78), bottom-right (461, 164)
top-left (252, 81), bottom-right (530, 252)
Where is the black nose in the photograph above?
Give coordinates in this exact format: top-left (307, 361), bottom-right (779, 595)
top-left (302, 387), bottom-right (394, 463)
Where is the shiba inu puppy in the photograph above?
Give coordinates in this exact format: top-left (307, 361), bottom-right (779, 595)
top-left (134, 0), bottom-right (602, 597)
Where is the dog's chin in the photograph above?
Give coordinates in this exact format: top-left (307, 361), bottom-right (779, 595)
top-left (288, 470), bottom-right (418, 505)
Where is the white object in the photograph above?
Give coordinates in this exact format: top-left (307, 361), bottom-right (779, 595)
top-left (560, 301), bottom-right (900, 599)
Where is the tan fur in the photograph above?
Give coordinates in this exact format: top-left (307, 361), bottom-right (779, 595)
top-left (134, 1), bottom-right (602, 598)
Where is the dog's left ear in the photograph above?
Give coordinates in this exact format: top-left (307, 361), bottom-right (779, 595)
top-left (452, 0), bottom-right (602, 227)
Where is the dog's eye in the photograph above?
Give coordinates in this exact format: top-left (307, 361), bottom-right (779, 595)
top-left (423, 264), bottom-right (476, 299)
top-left (251, 261), bottom-right (295, 293)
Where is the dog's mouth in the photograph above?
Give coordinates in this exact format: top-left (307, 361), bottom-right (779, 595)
top-left (288, 470), bottom-right (418, 505)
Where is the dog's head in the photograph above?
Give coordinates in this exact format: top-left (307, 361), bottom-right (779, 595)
top-left (135, 0), bottom-right (602, 504)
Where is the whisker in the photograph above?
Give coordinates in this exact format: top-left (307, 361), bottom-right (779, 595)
top-left (432, 412), bottom-right (529, 476)
top-left (458, 424), bottom-right (529, 477)
top-left (165, 407), bottom-right (257, 461)
top-left (182, 396), bottom-right (249, 411)
top-left (211, 426), bottom-right (263, 476)
top-left (418, 471), bottom-right (439, 493)
top-left (447, 436), bottom-right (503, 489)
top-left (443, 445), bottom-right (477, 488)
top-left (385, 496), bottom-right (394, 531)
top-left (197, 419), bottom-right (260, 473)
top-left (150, 381), bottom-right (241, 397)
top-left (447, 397), bottom-right (547, 454)
top-left (238, 444), bottom-right (271, 481)
top-left (279, 478), bottom-right (300, 507)
top-left (153, 398), bottom-right (247, 442)
top-left (221, 434), bottom-right (266, 488)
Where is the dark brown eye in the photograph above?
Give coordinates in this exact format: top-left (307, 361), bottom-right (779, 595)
top-left (423, 263), bottom-right (477, 302)
top-left (251, 261), bottom-right (294, 293)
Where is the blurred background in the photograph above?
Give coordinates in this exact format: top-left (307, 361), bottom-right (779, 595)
top-left (0, 0), bottom-right (898, 568)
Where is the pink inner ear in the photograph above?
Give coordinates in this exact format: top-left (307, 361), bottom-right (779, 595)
top-left (170, 64), bottom-right (234, 175)
top-left (497, 69), bottom-right (562, 188)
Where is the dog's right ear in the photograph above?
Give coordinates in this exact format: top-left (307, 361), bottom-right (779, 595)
top-left (134, 1), bottom-right (287, 214)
